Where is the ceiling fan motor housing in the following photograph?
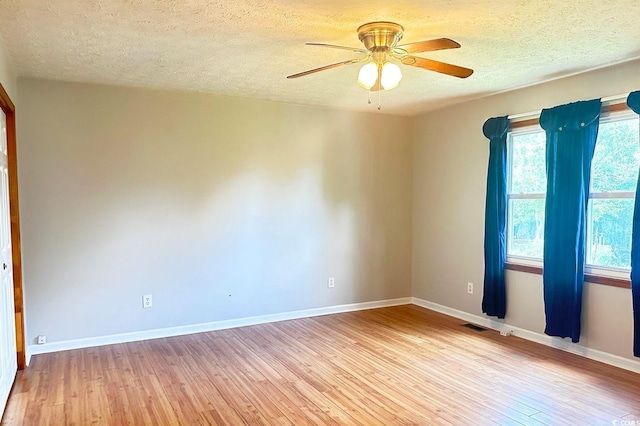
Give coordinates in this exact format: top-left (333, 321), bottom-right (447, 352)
top-left (357, 22), bottom-right (404, 52)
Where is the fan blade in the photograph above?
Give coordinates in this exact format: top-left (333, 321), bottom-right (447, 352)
top-left (287, 59), bottom-right (361, 79)
top-left (402, 56), bottom-right (473, 78)
top-left (306, 42), bottom-right (369, 54)
top-left (397, 38), bottom-right (460, 54)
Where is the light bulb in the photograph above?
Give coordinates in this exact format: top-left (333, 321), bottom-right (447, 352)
top-left (380, 62), bottom-right (402, 90)
top-left (357, 62), bottom-right (378, 89)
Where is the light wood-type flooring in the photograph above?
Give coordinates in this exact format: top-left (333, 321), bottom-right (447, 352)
top-left (2, 305), bottom-right (640, 425)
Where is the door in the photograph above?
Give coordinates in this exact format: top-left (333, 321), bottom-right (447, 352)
top-left (0, 107), bottom-right (16, 413)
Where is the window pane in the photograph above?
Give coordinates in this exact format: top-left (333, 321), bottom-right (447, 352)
top-left (508, 198), bottom-right (545, 259)
top-left (587, 198), bottom-right (634, 269)
top-left (509, 131), bottom-right (547, 194)
top-left (591, 116), bottom-right (640, 192)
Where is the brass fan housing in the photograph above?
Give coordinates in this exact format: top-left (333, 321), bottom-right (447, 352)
top-left (357, 22), bottom-right (404, 52)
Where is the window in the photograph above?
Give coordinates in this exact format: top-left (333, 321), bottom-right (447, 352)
top-left (507, 128), bottom-right (546, 260)
top-left (507, 111), bottom-right (640, 274)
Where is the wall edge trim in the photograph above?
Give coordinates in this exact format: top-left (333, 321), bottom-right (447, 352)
top-left (26, 297), bottom-right (413, 359)
top-left (411, 297), bottom-right (640, 374)
top-left (27, 296), bottom-right (640, 375)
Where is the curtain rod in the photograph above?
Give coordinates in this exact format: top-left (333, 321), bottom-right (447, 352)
top-left (508, 93), bottom-right (630, 122)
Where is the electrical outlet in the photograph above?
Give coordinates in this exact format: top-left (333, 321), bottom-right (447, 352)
top-left (500, 330), bottom-right (513, 337)
top-left (143, 294), bottom-right (153, 308)
top-left (467, 282), bottom-right (473, 294)
top-left (328, 277), bottom-right (335, 288)
top-left (37, 335), bottom-right (46, 345)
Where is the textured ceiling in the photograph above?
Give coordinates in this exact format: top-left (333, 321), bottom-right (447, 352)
top-left (0, 0), bottom-right (639, 115)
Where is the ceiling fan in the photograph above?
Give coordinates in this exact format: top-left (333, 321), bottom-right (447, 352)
top-left (287, 21), bottom-right (473, 95)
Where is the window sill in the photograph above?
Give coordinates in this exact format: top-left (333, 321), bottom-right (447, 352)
top-left (505, 262), bottom-right (631, 289)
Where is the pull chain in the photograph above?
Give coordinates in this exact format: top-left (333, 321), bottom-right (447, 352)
top-left (377, 87), bottom-right (381, 111)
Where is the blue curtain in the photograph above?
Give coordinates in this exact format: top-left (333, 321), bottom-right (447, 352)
top-left (540, 99), bottom-right (601, 343)
top-left (628, 91), bottom-right (640, 357)
top-left (482, 116), bottom-right (510, 319)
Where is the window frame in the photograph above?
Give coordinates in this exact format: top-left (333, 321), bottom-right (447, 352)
top-left (504, 105), bottom-right (637, 289)
top-left (585, 110), bottom-right (638, 276)
top-left (506, 126), bottom-right (546, 262)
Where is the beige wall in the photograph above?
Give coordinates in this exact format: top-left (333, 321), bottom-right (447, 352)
top-left (412, 58), bottom-right (640, 361)
top-left (15, 56), bottom-right (640, 362)
top-left (18, 78), bottom-right (413, 344)
top-left (0, 38), bottom-right (16, 102)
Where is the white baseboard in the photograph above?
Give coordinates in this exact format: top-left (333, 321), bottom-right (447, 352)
top-left (411, 297), bottom-right (640, 374)
top-left (26, 296), bottom-right (640, 375)
top-left (27, 297), bottom-right (413, 360)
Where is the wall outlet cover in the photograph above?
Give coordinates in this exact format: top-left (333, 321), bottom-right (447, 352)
top-left (143, 294), bottom-right (153, 308)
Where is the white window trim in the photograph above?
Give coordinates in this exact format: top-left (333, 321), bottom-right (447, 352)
top-left (506, 255), bottom-right (542, 268)
top-left (584, 265), bottom-right (630, 280)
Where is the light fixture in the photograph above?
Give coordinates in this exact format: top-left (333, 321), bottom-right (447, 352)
top-left (357, 59), bottom-right (403, 91)
top-left (380, 62), bottom-right (402, 90)
top-left (357, 62), bottom-right (378, 89)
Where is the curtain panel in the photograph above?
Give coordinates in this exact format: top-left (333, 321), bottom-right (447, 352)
top-left (627, 90), bottom-right (640, 357)
top-left (482, 116), bottom-right (510, 319)
top-left (539, 99), bottom-right (601, 343)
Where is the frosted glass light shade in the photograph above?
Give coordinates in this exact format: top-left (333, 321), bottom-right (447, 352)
top-left (357, 62), bottom-right (378, 89)
top-left (381, 62), bottom-right (402, 90)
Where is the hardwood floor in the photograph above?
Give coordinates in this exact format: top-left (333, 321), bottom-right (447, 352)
top-left (2, 305), bottom-right (640, 425)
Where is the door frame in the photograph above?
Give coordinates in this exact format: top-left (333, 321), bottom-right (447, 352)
top-left (0, 83), bottom-right (25, 370)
